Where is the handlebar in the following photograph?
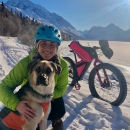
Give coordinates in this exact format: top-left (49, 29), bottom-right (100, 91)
top-left (70, 46), bottom-right (101, 53)
top-left (93, 46), bottom-right (101, 50)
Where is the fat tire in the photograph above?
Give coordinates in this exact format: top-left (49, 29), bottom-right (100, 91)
top-left (63, 57), bottom-right (77, 86)
top-left (89, 63), bottom-right (127, 106)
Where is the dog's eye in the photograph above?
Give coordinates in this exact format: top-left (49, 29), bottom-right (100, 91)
top-left (36, 67), bottom-right (41, 73)
top-left (46, 68), bottom-right (52, 74)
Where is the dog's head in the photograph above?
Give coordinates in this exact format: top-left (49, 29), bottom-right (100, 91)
top-left (27, 59), bottom-right (62, 87)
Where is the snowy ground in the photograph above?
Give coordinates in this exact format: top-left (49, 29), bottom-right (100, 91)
top-left (0, 36), bottom-right (130, 130)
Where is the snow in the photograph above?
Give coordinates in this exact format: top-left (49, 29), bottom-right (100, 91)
top-left (0, 36), bottom-right (130, 130)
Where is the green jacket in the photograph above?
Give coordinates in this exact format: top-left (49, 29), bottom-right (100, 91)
top-left (0, 49), bottom-right (68, 111)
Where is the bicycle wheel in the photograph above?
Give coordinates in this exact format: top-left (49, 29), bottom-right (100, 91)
top-left (63, 57), bottom-right (77, 86)
top-left (89, 63), bottom-right (127, 106)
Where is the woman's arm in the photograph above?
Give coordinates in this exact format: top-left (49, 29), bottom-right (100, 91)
top-left (0, 57), bottom-right (30, 111)
top-left (53, 57), bottom-right (68, 98)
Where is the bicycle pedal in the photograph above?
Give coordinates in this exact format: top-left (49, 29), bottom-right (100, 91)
top-left (74, 83), bottom-right (81, 90)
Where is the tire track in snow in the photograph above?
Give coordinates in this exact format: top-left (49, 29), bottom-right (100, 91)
top-left (63, 87), bottom-right (130, 130)
top-left (0, 39), bottom-right (6, 79)
top-left (0, 39), bottom-right (16, 67)
top-left (0, 64), bottom-right (5, 79)
top-left (0, 39), bottom-right (28, 68)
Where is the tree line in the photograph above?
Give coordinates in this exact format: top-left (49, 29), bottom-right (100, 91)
top-left (0, 2), bottom-right (72, 46)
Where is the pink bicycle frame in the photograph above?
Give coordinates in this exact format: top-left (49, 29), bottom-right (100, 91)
top-left (94, 58), bottom-right (109, 87)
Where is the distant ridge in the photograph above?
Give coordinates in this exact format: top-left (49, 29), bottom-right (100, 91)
top-left (4, 0), bottom-right (130, 41)
top-left (79, 23), bottom-right (130, 42)
top-left (5, 0), bottom-right (85, 40)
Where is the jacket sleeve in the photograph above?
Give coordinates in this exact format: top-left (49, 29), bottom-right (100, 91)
top-left (53, 57), bottom-right (68, 98)
top-left (0, 56), bottom-right (30, 111)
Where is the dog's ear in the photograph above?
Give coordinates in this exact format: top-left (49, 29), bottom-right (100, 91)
top-left (50, 61), bottom-right (62, 75)
top-left (27, 59), bottom-right (41, 73)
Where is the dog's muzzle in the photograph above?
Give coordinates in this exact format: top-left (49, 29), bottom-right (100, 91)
top-left (36, 74), bottom-right (49, 86)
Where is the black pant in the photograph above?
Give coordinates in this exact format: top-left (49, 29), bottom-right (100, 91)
top-left (0, 119), bottom-right (12, 130)
top-left (48, 96), bottom-right (65, 120)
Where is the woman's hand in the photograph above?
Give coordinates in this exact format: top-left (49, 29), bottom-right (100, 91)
top-left (16, 101), bottom-right (36, 120)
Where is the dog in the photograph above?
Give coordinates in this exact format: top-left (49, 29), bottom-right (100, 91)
top-left (0, 59), bottom-right (61, 130)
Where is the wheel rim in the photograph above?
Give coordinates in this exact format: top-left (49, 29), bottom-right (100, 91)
top-left (94, 69), bottom-right (120, 103)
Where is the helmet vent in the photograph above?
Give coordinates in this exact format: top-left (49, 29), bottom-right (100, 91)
top-left (42, 28), bottom-right (45, 31)
top-left (54, 29), bottom-right (58, 33)
top-left (35, 25), bottom-right (61, 45)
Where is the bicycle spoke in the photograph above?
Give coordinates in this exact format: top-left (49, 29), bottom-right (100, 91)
top-left (94, 69), bottom-right (121, 103)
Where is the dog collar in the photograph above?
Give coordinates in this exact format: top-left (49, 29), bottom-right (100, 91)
top-left (33, 89), bottom-right (53, 98)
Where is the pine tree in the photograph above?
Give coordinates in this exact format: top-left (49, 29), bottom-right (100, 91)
top-left (1, 2), bottom-right (5, 12)
top-left (5, 12), bottom-right (8, 17)
top-left (20, 12), bottom-right (22, 19)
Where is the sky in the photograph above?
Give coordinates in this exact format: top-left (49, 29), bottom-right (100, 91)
top-left (0, 36), bottom-right (130, 129)
top-left (2, 0), bottom-right (130, 31)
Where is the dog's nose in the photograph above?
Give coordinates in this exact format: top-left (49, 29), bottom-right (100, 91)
top-left (37, 74), bottom-right (49, 86)
top-left (42, 74), bottom-right (47, 78)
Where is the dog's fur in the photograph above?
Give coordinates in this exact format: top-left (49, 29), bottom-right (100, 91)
top-left (1, 59), bottom-right (61, 130)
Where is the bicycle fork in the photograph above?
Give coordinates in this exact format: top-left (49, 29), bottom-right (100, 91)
top-left (94, 59), bottom-right (109, 87)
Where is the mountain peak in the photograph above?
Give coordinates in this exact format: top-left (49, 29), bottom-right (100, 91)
top-left (6, 0), bottom-right (33, 9)
top-left (5, 0), bottom-right (84, 39)
top-left (106, 23), bottom-right (123, 32)
top-left (6, 0), bottom-right (27, 5)
top-left (82, 23), bottom-right (129, 41)
top-left (106, 23), bottom-right (123, 30)
top-left (107, 23), bottom-right (115, 27)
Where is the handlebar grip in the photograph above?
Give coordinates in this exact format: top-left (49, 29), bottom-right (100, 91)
top-left (93, 46), bottom-right (100, 49)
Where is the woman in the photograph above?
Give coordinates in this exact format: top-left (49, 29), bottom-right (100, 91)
top-left (0, 25), bottom-right (68, 130)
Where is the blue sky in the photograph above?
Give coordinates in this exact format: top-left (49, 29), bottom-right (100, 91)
top-left (2, 0), bottom-right (130, 31)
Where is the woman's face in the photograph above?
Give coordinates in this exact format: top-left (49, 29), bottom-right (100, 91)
top-left (38, 40), bottom-right (58, 60)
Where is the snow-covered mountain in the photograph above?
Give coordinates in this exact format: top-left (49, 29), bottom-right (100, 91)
top-left (82, 23), bottom-right (130, 41)
top-left (4, 0), bottom-right (130, 41)
top-left (78, 30), bottom-right (88, 35)
top-left (4, 0), bottom-right (84, 39)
